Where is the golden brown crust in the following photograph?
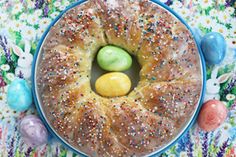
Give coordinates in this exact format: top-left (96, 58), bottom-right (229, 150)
top-left (129, 80), bottom-right (201, 127)
top-left (43, 1), bottom-right (107, 55)
top-left (36, 0), bottom-right (203, 156)
top-left (95, 0), bottom-right (144, 54)
top-left (105, 99), bottom-right (175, 156)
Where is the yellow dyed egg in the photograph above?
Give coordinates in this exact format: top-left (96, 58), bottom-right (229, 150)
top-left (95, 72), bottom-right (131, 97)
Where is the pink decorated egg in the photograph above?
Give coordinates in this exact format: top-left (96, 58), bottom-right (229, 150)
top-left (19, 115), bottom-right (48, 147)
top-left (197, 100), bottom-right (228, 132)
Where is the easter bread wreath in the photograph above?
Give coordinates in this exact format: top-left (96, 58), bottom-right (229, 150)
top-left (35, 0), bottom-right (203, 156)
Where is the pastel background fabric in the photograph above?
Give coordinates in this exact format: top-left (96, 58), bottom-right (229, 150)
top-left (0, 0), bottom-right (235, 156)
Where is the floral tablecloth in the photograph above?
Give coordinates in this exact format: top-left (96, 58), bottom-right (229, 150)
top-left (0, 0), bottom-right (235, 156)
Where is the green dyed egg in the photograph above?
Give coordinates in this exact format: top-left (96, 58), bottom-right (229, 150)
top-left (97, 46), bottom-right (132, 71)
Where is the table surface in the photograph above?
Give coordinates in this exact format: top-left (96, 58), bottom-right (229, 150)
top-left (0, 0), bottom-right (235, 156)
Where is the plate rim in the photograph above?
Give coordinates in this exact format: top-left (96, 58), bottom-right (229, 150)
top-left (32, 0), bottom-right (206, 156)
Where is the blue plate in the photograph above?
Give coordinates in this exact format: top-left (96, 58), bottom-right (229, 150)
top-left (32, 0), bottom-right (206, 156)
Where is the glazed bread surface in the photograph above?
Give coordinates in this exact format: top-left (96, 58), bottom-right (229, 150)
top-left (36, 0), bottom-right (202, 156)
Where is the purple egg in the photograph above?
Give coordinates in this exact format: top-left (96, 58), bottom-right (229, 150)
top-left (19, 115), bottom-right (48, 147)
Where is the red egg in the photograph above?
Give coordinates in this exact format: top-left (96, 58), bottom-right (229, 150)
top-left (197, 100), bottom-right (228, 132)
